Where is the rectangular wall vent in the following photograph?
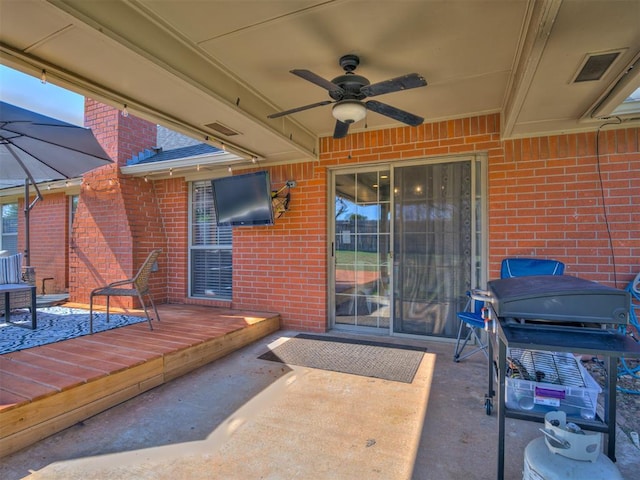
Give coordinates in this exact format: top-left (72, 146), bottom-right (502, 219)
top-left (204, 122), bottom-right (240, 136)
top-left (573, 51), bottom-right (621, 83)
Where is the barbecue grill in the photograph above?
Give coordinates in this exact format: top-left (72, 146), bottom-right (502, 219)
top-left (478, 274), bottom-right (640, 480)
top-left (487, 275), bottom-right (629, 326)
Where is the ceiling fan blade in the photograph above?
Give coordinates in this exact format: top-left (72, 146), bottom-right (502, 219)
top-left (333, 120), bottom-right (350, 139)
top-left (365, 100), bottom-right (424, 126)
top-left (291, 69), bottom-right (344, 95)
top-left (267, 100), bottom-right (333, 119)
top-left (360, 73), bottom-right (427, 97)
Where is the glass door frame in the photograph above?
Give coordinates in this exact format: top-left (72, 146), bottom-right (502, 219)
top-left (329, 165), bottom-right (393, 334)
top-left (328, 154), bottom-right (487, 339)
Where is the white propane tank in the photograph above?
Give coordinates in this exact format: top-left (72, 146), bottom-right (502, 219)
top-left (523, 437), bottom-right (623, 480)
top-left (523, 412), bottom-right (622, 480)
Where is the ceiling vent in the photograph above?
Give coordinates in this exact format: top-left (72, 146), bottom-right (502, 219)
top-left (204, 122), bottom-right (240, 136)
top-left (572, 51), bottom-right (623, 83)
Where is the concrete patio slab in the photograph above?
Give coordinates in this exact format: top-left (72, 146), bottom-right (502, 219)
top-left (1, 331), bottom-right (637, 479)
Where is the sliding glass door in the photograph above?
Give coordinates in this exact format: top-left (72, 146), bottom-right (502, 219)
top-left (330, 157), bottom-right (484, 338)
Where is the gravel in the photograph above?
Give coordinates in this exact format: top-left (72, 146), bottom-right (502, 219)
top-left (582, 355), bottom-right (640, 449)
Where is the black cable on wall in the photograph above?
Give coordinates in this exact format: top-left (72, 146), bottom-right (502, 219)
top-left (595, 117), bottom-right (622, 288)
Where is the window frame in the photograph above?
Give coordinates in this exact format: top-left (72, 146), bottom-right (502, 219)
top-left (1, 202), bottom-right (19, 255)
top-left (188, 180), bottom-right (233, 300)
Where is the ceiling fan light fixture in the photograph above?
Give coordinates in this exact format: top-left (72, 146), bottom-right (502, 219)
top-left (332, 101), bottom-right (366, 124)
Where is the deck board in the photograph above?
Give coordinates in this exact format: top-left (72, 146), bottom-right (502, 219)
top-left (2, 350), bottom-right (109, 380)
top-left (0, 358), bottom-right (86, 391)
top-left (0, 304), bottom-right (280, 458)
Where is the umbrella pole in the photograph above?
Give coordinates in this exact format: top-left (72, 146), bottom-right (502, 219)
top-left (5, 143), bottom-right (43, 267)
top-left (23, 179), bottom-right (42, 267)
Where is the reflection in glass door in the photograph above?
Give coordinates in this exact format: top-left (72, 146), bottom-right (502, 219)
top-left (332, 169), bottom-right (391, 332)
top-left (393, 160), bottom-right (475, 337)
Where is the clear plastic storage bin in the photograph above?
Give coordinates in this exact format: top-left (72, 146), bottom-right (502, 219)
top-left (505, 349), bottom-right (602, 420)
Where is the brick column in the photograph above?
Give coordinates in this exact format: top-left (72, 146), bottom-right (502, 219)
top-left (69, 100), bottom-right (166, 307)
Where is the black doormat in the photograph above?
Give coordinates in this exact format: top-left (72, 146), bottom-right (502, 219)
top-left (258, 334), bottom-right (426, 383)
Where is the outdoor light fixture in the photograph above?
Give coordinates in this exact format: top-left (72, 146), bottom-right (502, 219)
top-left (121, 104), bottom-right (129, 118)
top-left (332, 100), bottom-right (366, 124)
top-left (40, 70), bottom-right (47, 84)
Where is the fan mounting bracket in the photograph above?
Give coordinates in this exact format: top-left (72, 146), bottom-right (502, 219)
top-left (339, 54), bottom-right (360, 73)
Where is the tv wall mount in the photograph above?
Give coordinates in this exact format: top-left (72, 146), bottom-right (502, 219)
top-left (272, 180), bottom-right (296, 218)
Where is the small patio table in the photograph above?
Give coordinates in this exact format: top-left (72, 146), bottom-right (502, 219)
top-left (1, 284), bottom-right (37, 329)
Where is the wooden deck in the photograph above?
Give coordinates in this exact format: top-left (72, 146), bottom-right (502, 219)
top-left (0, 304), bottom-right (280, 458)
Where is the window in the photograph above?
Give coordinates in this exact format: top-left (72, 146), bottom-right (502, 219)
top-left (611, 86), bottom-right (640, 116)
top-left (1, 203), bottom-right (18, 254)
top-left (70, 195), bottom-right (79, 238)
top-left (189, 181), bottom-right (233, 300)
top-left (592, 61), bottom-right (640, 119)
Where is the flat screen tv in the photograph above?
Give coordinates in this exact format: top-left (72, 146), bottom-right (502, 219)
top-left (211, 171), bottom-right (274, 227)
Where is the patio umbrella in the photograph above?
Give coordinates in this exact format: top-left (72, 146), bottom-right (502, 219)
top-left (0, 101), bottom-right (112, 265)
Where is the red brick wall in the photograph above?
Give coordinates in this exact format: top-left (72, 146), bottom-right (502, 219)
top-left (69, 101), bottom-right (167, 307)
top-left (225, 117), bottom-right (495, 332)
top-left (230, 163), bottom-right (327, 330)
top-left (493, 129), bottom-right (640, 287)
top-left (150, 163), bottom-right (328, 329)
top-left (174, 115), bottom-right (636, 332)
top-left (83, 100), bottom-right (156, 167)
top-left (320, 116), bottom-right (639, 293)
top-left (17, 192), bottom-right (69, 294)
top-left (154, 177), bottom-right (189, 303)
top-left (238, 117), bottom-right (502, 331)
top-left (16, 103), bottom-right (637, 332)
top-left (70, 164), bottom-right (134, 303)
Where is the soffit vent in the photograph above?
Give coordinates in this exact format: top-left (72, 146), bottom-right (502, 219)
top-left (204, 122), bottom-right (240, 136)
top-left (572, 51), bottom-right (622, 83)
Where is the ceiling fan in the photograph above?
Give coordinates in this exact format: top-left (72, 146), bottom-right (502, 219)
top-left (267, 54), bottom-right (428, 139)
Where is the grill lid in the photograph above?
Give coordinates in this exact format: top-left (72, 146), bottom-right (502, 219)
top-left (487, 275), bottom-right (629, 324)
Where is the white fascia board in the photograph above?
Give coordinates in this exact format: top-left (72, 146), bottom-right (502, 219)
top-left (121, 151), bottom-right (243, 176)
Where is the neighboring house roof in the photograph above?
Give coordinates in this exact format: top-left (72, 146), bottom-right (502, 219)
top-left (156, 125), bottom-right (200, 150)
top-left (126, 125), bottom-right (223, 166)
top-left (122, 124), bottom-right (244, 177)
top-left (127, 143), bottom-right (222, 166)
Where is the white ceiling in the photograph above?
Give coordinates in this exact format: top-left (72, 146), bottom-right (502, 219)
top-left (1, 0), bottom-right (639, 164)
